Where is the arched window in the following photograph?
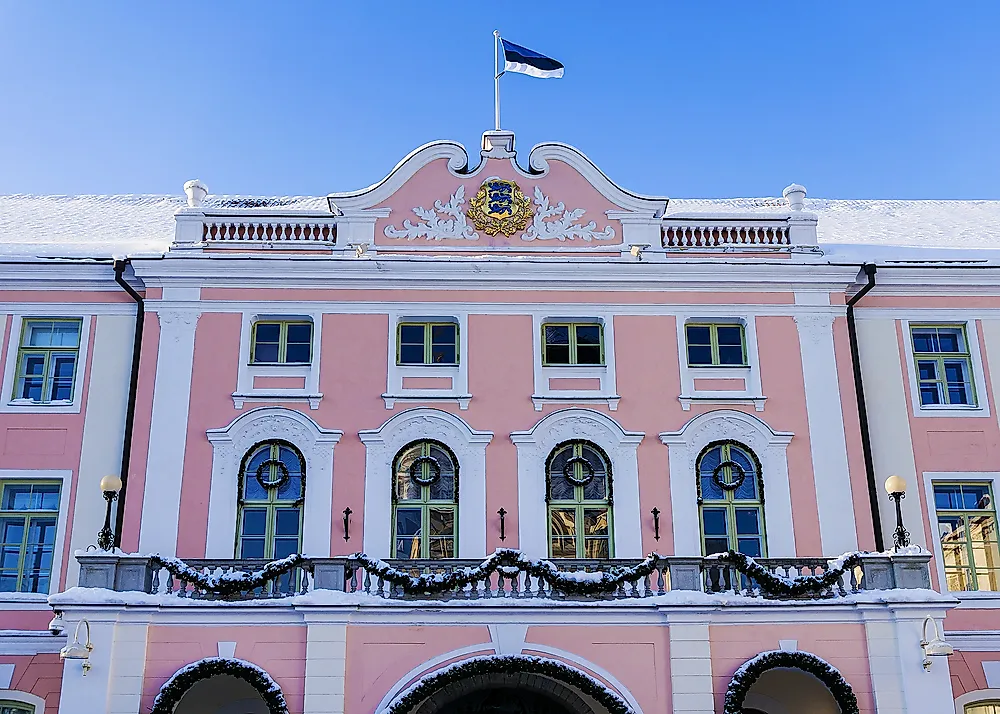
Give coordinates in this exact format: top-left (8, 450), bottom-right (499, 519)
top-left (0, 702), bottom-right (33, 714)
top-left (237, 441), bottom-right (305, 559)
top-left (547, 441), bottom-right (613, 558)
top-left (967, 703), bottom-right (1000, 714)
top-left (392, 440), bottom-right (458, 559)
top-left (698, 441), bottom-right (765, 557)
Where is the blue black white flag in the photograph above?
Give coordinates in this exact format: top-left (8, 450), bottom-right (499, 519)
top-left (500, 38), bottom-right (564, 79)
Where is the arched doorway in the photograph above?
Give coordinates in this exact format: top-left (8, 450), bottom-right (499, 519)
top-left (724, 651), bottom-right (859, 714)
top-left (151, 657), bottom-right (288, 714)
top-left (385, 655), bottom-right (634, 714)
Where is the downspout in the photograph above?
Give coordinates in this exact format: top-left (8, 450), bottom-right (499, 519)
top-left (846, 263), bottom-right (883, 551)
top-left (113, 259), bottom-right (144, 549)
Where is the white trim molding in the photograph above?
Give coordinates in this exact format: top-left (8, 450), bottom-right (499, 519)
top-left (901, 318), bottom-right (991, 418)
top-left (0, 314), bottom-right (92, 414)
top-left (359, 408), bottom-right (493, 559)
top-left (676, 314), bottom-right (765, 412)
top-left (0, 470), bottom-right (71, 597)
top-left (531, 314), bottom-right (620, 412)
top-left (660, 410), bottom-right (796, 557)
top-left (384, 313), bottom-right (471, 410)
top-left (511, 408), bottom-right (643, 559)
top-left (233, 310), bottom-right (324, 410)
top-left (205, 407), bottom-right (342, 558)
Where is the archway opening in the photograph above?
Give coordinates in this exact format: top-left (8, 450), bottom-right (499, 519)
top-left (438, 687), bottom-right (576, 714)
top-left (723, 651), bottom-right (859, 714)
top-left (174, 674), bottom-right (269, 714)
top-left (150, 657), bottom-right (288, 714)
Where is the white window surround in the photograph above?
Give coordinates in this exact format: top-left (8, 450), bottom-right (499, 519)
top-left (384, 313), bottom-right (471, 410)
top-left (205, 407), bottom-right (342, 558)
top-left (0, 315), bottom-right (92, 414)
top-left (956, 689), bottom-right (1000, 713)
top-left (0, 470), bottom-right (71, 600)
top-left (0, 691), bottom-right (45, 714)
top-left (676, 315), bottom-right (765, 412)
top-left (233, 312), bottom-right (323, 410)
top-left (659, 410), bottom-right (796, 557)
top-left (902, 319), bottom-right (990, 418)
top-left (359, 408), bottom-right (493, 558)
top-left (511, 408), bottom-right (643, 559)
top-left (532, 315), bottom-right (619, 412)
top-left (922, 470), bottom-right (1000, 602)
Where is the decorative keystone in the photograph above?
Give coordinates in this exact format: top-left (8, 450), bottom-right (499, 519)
top-left (782, 183), bottom-right (807, 211)
top-left (183, 179), bottom-right (209, 208)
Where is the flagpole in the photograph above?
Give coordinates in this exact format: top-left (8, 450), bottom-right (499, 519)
top-left (493, 30), bottom-right (501, 130)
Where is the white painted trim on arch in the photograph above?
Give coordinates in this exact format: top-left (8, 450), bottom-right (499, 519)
top-left (955, 689), bottom-right (1000, 713)
top-left (660, 410), bottom-right (796, 557)
top-left (205, 407), bottom-right (342, 558)
top-left (0, 470), bottom-right (70, 596)
top-left (359, 408), bottom-right (493, 559)
top-left (511, 408), bottom-right (643, 559)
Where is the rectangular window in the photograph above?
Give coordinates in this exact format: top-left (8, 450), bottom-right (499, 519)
top-left (0, 481), bottom-right (60, 593)
top-left (397, 323), bottom-right (458, 365)
top-left (543, 323), bottom-right (604, 366)
top-left (934, 481), bottom-right (1000, 592)
top-left (251, 321), bottom-right (312, 364)
top-left (911, 324), bottom-right (976, 406)
top-left (13, 319), bottom-right (83, 403)
top-left (686, 323), bottom-right (746, 366)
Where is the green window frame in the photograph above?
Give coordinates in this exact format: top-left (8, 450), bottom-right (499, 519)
top-left (685, 323), bottom-right (747, 367)
top-left (392, 441), bottom-right (458, 559)
top-left (236, 441), bottom-right (305, 561)
top-left (698, 442), bottom-right (766, 558)
top-left (0, 481), bottom-right (61, 593)
top-left (934, 481), bottom-right (999, 592)
top-left (542, 323), bottom-right (604, 366)
top-left (911, 324), bottom-right (976, 406)
top-left (966, 702), bottom-right (1000, 714)
top-left (546, 441), bottom-right (613, 558)
top-left (0, 702), bottom-right (33, 714)
top-left (250, 321), bottom-right (313, 365)
top-left (397, 322), bottom-right (459, 365)
top-left (13, 318), bottom-right (83, 403)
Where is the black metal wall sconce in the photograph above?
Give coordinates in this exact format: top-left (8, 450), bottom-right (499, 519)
top-left (651, 507), bottom-right (661, 541)
top-left (497, 507), bottom-right (507, 542)
top-left (342, 507), bottom-right (353, 542)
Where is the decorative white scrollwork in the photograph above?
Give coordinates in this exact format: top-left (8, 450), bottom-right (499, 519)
top-left (383, 185), bottom-right (480, 241)
top-left (522, 187), bottom-right (616, 242)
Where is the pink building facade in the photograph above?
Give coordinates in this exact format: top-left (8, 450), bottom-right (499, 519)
top-left (0, 130), bottom-right (998, 713)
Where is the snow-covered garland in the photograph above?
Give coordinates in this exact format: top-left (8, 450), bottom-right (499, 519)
top-left (151, 657), bottom-right (288, 714)
top-left (150, 553), bottom-right (306, 599)
top-left (385, 655), bottom-right (633, 714)
top-left (707, 550), bottom-right (864, 597)
top-left (348, 549), bottom-right (661, 596)
top-left (724, 650), bottom-right (859, 714)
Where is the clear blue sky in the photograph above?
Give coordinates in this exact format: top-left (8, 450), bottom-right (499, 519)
top-left (2, 2), bottom-right (998, 199)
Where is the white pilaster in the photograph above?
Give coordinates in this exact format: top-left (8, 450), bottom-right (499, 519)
top-left (303, 622), bottom-right (348, 714)
top-left (57, 614), bottom-right (116, 714)
top-left (862, 610), bottom-right (906, 714)
top-left (106, 620), bottom-right (150, 714)
top-left (138, 310), bottom-right (200, 556)
top-left (668, 620), bottom-right (714, 714)
top-left (794, 313), bottom-right (858, 554)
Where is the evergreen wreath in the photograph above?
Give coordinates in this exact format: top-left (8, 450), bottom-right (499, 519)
top-left (708, 550), bottom-right (863, 598)
top-left (348, 549), bottom-right (663, 596)
top-left (385, 655), bottom-right (633, 714)
top-left (150, 553), bottom-right (307, 599)
top-left (150, 657), bottom-right (288, 714)
top-left (723, 650), bottom-right (859, 714)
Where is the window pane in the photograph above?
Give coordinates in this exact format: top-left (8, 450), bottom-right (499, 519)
top-left (399, 325), bottom-right (425, 345)
top-left (394, 508), bottom-right (422, 559)
top-left (701, 474), bottom-right (725, 501)
top-left (240, 538), bottom-right (265, 559)
top-left (702, 508), bottom-right (728, 536)
top-left (3, 484), bottom-right (59, 511)
top-left (255, 323), bottom-right (280, 343)
top-left (737, 537), bottom-right (762, 558)
top-left (545, 344), bottom-right (570, 364)
top-left (430, 324), bottom-right (457, 365)
top-left (935, 484), bottom-right (963, 510)
top-left (584, 537), bottom-right (609, 559)
top-left (241, 509), bottom-right (266, 536)
top-left (286, 323), bottom-right (312, 345)
top-left (718, 345), bottom-right (745, 365)
top-left (549, 508), bottom-right (576, 557)
top-left (911, 329), bottom-right (937, 353)
top-left (284, 343), bottom-right (311, 364)
top-left (253, 343), bottom-right (279, 363)
top-left (24, 321), bottom-right (54, 347)
top-left (274, 508), bottom-right (300, 537)
top-left (576, 344), bottom-right (602, 365)
top-left (575, 325), bottom-right (601, 345)
top-left (429, 508), bottom-right (455, 537)
top-left (917, 360), bottom-right (939, 381)
top-left (735, 508), bottom-right (760, 535)
top-left (428, 536), bottom-right (455, 559)
top-left (584, 509), bottom-right (609, 536)
top-left (937, 328), bottom-right (964, 353)
top-left (687, 345), bottom-right (712, 365)
top-left (962, 484), bottom-right (993, 510)
top-left (51, 322), bottom-right (81, 347)
top-left (399, 344), bottom-right (425, 364)
top-left (545, 325), bottom-right (569, 345)
top-left (716, 326), bottom-right (743, 346)
top-left (704, 538), bottom-right (729, 556)
top-left (686, 325), bottom-right (711, 345)
top-left (920, 385), bottom-right (942, 405)
top-left (273, 537), bottom-right (298, 559)
top-left (395, 447), bottom-right (422, 501)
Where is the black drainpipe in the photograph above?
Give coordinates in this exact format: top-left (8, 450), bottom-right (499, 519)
top-left (113, 260), bottom-right (144, 549)
top-left (846, 263), bottom-right (883, 551)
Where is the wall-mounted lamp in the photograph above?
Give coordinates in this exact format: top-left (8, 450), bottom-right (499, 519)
top-left (651, 507), bottom-right (661, 541)
top-left (342, 507), bottom-right (352, 542)
top-left (497, 508), bottom-right (507, 542)
top-left (60, 619), bottom-right (93, 675)
top-left (97, 475), bottom-right (123, 551)
top-left (884, 474), bottom-right (910, 550)
top-left (48, 611), bottom-right (66, 636)
top-left (920, 616), bottom-right (953, 671)
top-left (629, 244), bottom-right (649, 261)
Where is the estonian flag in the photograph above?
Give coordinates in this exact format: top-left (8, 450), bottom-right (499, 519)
top-left (500, 38), bottom-right (564, 79)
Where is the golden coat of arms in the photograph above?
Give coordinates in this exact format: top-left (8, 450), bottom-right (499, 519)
top-left (467, 178), bottom-right (532, 237)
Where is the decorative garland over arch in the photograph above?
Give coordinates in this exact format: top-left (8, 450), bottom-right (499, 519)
top-left (384, 654), bottom-right (634, 714)
top-left (723, 650), bottom-right (859, 714)
top-left (150, 656), bottom-right (288, 714)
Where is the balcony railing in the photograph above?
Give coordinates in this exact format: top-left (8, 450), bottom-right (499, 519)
top-left (75, 549), bottom-right (932, 603)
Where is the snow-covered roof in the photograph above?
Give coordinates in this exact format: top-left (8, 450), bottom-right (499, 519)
top-left (2, 193), bottom-right (999, 260)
